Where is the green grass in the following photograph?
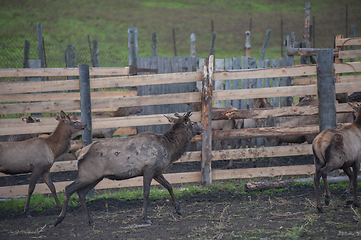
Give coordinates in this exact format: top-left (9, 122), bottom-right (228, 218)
top-left (1, 0), bottom-right (360, 68)
top-left (0, 178), bottom-right (353, 214)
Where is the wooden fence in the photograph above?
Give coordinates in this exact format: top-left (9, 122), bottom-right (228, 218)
top-left (1, 49), bottom-right (361, 196)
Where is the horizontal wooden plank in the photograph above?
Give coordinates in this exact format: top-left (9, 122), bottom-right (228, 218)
top-left (0, 67), bottom-right (130, 78)
top-left (0, 102), bottom-right (353, 136)
top-left (215, 103), bottom-right (353, 120)
top-left (292, 75), bottom-right (361, 85)
top-left (338, 50), bottom-right (361, 60)
top-left (0, 91), bottom-right (137, 102)
top-left (335, 38), bottom-right (361, 47)
top-left (334, 62), bottom-right (361, 74)
top-left (0, 143), bottom-right (314, 178)
top-left (212, 165), bottom-right (315, 180)
top-left (287, 48), bottom-right (338, 56)
top-left (0, 164), bottom-right (315, 197)
top-left (213, 81), bottom-right (361, 102)
top-left (0, 91), bottom-right (202, 115)
top-left (0, 112), bottom-right (202, 135)
top-left (214, 64), bottom-right (317, 81)
top-left (0, 71), bottom-right (201, 94)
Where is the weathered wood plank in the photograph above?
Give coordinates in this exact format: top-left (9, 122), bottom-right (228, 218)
top-left (0, 67), bottom-right (130, 78)
top-left (0, 91), bottom-right (137, 102)
top-left (0, 164), bottom-right (315, 197)
top-left (214, 64), bottom-right (317, 81)
top-left (335, 38), bottom-right (361, 47)
top-left (292, 75), bottom-right (361, 85)
top-left (338, 50), bottom-right (361, 60)
top-left (3, 81), bottom-right (361, 115)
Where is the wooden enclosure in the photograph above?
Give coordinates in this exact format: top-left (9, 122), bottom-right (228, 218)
top-left (1, 48), bottom-right (361, 197)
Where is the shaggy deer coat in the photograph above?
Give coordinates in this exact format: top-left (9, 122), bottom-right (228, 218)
top-left (312, 102), bottom-right (361, 213)
top-left (55, 111), bottom-right (202, 226)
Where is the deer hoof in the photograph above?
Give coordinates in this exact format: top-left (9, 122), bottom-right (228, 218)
top-left (87, 220), bottom-right (95, 226)
top-left (24, 212), bottom-right (32, 218)
top-left (176, 209), bottom-right (182, 215)
top-left (142, 217), bottom-right (152, 224)
top-left (325, 196), bottom-right (330, 206)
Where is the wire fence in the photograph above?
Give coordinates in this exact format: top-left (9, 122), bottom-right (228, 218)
top-left (1, 7), bottom-right (360, 70)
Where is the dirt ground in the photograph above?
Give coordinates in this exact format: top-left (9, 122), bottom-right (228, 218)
top-left (0, 156), bottom-right (360, 240)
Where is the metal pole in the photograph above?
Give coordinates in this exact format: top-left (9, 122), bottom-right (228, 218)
top-left (79, 64), bottom-right (92, 147)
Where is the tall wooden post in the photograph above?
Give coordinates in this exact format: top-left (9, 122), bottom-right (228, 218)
top-left (152, 32), bottom-right (158, 57)
top-left (259, 29), bottom-right (271, 61)
top-left (245, 31), bottom-right (251, 58)
top-left (128, 27), bottom-right (138, 75)
top-left (317, 49), bottom-right (336, 132)
top-left (23, 39), bottom-right (30, 81)
top-left (209, 32), bottom-right (216, 56)
top-left (303, 2), bottom-right (311, 42)
top-left (79, 64), bottom-right (92, 147)
top-left (29, 60), bottom-right (42, 119)
top-left (37, 22), bottom-right (44, 68)
top-left (92, 39), bottom-right (99, 68)
top-left (190, 33), bottom-right (196, 57)
top-left (65, 45), bottom-right (77, 80)
top-left (201, 55), bottom-right (214, 187)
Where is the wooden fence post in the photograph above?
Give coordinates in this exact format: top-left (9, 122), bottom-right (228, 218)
top-left (209, 32), bottom-right (216, 56)
top-left (92, 39), bottom-right (99, 67)
top-left (37, 22), bottom-right (44, 68)
top-left (65, 45), bottom-right (77, 80)
top-left (303, 2), bottom-right (311, 42)
top-left (232, 57), bottom-right (240, 109)
top-left (190, 33), bottom-right (196, 57)
top-left (23, 39), bottom-right (30, 81)
top-left (350, 26), bottom-right (356, 62)
top-left (29, 60), bottom-right (42, 119)
top-left (317, 49), bottom-right (336, 132)
top-left (128, 27), bottom-right (138, 75)
top-left (245, 31), bottom-right (251, 59)
top-left (260, 29), bottom-right (271, 61)
top-left (201, 55), bottom-right (214, 187)
top-left (214, 59), bottom-right (224, 108)
top-left (152, 32), bottom-right (157, 57)
top-left (79, 64), bottom-right (92, 147)
top-left (172, 28), bottom-right (177, 56)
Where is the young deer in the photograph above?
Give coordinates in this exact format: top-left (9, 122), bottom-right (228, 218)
top-left (0, 111), bottom-right (86, 217)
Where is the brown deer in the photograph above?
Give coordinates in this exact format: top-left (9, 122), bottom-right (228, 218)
top-left (312, 102), bottom-right (361, 213)
top-left (54, 111), bottom-right (202, 226)
top-left (0, 111), bottom-right (86, 217)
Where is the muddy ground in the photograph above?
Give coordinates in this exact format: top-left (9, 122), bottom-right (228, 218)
top-left (0, 155), bottom-right (360, 239)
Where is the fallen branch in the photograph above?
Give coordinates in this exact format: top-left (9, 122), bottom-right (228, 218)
top-left (245, 175), bottom-right (361, 192)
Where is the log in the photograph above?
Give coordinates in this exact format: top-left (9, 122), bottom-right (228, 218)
top-left (245, 175), bottom-right (361, 192)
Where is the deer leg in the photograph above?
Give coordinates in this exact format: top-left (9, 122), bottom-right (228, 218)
top-left (24, 170), bottom-right (42, 218)
top-left (352, 162), bottom-right (360, 208)
top-left (154, 174), bottom-right (181, 215)
top-left (142, 174), bottom-right (153, 224)
top-left (320, 165), bottom-right (333, 207)
top-left (77, 178), bottom-right (103, 226)
top-left (314, 167), bottom-right (323, 213)
top-left (41, 170), bottom-right (61, 209)
top-left (342, 167), bottom-right (353, 200)
top-left (54, 181), bottom-right (79, 226)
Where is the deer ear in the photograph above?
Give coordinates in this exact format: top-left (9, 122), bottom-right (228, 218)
top-left (165, 115), bottom-right (176, 123)
top-left (26, 116), bottom-right (35, 123)
top-left (59, 110), bottom-right (70, 120)
top-left (55, 114), bottom-right (61, 121)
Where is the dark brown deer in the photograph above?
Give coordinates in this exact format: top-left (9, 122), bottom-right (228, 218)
top-left (312, 102), bottom-right (361, 213)
top-left (54, 111), bottom-right (202, 226)
top-left (0, 111), bottom-right (86, 217)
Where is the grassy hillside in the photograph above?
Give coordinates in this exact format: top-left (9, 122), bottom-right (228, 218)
top-left (1, 0), bottom-right (360, 68)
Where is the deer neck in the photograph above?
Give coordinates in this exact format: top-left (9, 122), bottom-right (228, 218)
top-left (46, 121), bottom-right (72, 159)
top-left (163, 126), bottom-right (192, 163)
